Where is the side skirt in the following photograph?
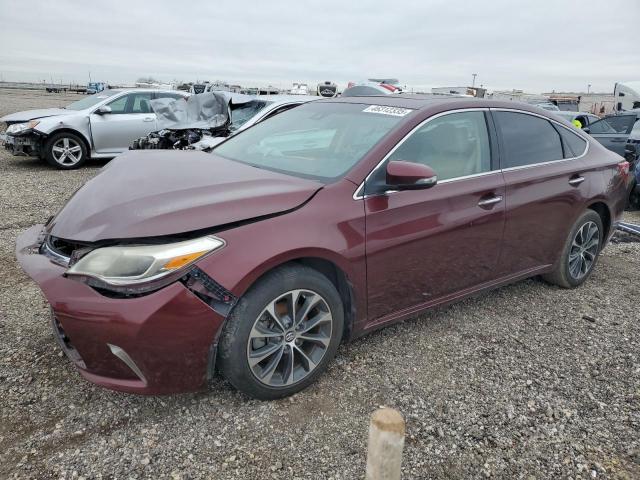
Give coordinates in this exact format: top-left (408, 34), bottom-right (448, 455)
top-left (358, 264), bottom-right (552, 336)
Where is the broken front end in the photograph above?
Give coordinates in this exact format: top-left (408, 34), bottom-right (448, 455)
top-left (1, 121), bottom-right (45, 156)
top-left (129, 92), bottom-right (231, 151)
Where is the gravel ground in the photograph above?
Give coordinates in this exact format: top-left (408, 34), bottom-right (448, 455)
top-left (0, 89), bottom-right (639, 479)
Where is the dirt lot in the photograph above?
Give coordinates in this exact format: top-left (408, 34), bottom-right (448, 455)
top-left (0, 88), bottom-right (639, 479)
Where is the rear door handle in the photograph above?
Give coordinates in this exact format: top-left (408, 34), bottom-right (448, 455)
top-left (477, 194), bottom-right (503, 208)
top-left (569, 176), bottom-right (585, 186)
top-left (143, 117), bottom-right (154, 122)
top-left (611, 138), bottom-right (626, 143)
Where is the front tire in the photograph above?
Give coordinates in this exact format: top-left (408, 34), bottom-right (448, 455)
top-left (45, 132), bottom-right (88, 169)
top-left (542, 210), bottom-right (603, 288)
top-left (218, 265), bottom-right (344, 400)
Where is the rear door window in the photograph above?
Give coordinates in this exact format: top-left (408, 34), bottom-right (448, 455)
top-left (131, 93), bottom-right (153, 113)
top-left (494, 111), bottom-right (563, 168)
top-left (154, 92), bottom-right (186, 102)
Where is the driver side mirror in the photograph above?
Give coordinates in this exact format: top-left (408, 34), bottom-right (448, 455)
top-left (386, 160), bottom-right (437, 190)
top-left (95, 105), bottom-right (112, 115)
top-left (582, 127), bottom-right (590, 133)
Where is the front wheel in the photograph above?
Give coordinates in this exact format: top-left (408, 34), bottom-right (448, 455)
top-left (542, 210), bottom-right (603, 288)
top-left (218, 265), bottom-right (344, 400)
top-left (44, 132), bottom-right (88, 169)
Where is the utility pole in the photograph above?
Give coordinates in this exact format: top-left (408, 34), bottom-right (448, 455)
top-left (472, 73), bottom-right (478, 88)
top-left (587, 83), bottom-right (591, 94)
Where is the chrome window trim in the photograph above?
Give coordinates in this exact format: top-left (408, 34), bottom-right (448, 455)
top-left (352, 108), bottom-right (491, 200)
top-left (437, 169), bottom-right (502, 184)
top-left (352, 106), bottom-right (591, 200)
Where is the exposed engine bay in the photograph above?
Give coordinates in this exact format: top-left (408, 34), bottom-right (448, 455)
top-left (130, 91), bottom-right (255, 151)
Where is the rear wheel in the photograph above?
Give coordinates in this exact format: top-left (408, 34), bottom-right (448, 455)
top-left (542, 210), bottom-right (603, 288)
top-left (45, 132), bottom-right (88, 169)
top-left (218, 265), bottom-right (344, 400)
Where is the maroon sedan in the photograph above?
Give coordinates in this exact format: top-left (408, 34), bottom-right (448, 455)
top-left (16, 96), bottom-right (630, 399)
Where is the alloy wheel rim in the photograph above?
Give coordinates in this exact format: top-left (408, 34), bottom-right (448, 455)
top-left (247, 289), bottom-right (333, 387)
top-left (568, 221), bottom-right (599, 280)
top-left (52, 137), bottom-right (82, 165)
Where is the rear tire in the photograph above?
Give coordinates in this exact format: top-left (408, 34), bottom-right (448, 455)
top-left (218, 265), bottom-right (344, 400)
top-left (45, 132), bottom-right (88, 169)
top-left (542, 210), bottom-right (603, 288)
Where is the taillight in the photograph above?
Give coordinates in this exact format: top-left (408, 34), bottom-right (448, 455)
top-left (617, 160), bottom-right (630, 176)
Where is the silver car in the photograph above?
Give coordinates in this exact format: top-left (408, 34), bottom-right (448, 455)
top-left (0, 89), bottom-right (189, 169)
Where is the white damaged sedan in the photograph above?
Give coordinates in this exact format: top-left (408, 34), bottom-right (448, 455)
top-left (0, 89), bottom-right (188, 169)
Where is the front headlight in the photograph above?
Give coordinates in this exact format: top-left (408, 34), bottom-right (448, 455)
top-left (65, 235), bottom-right (224, 294)
top-left (6, 120), bottom-right (40, 135)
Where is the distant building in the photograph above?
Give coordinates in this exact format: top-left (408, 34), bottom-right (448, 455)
top-left (431, 86), bottom-right (486, 97)
top-left (544, 92), bottom-right (615, 115)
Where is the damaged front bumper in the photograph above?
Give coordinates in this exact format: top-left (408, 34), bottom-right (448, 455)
top-left (1, 131), bottom-right (44, 157)
top-left (16, 224), bottom-right (229, 395)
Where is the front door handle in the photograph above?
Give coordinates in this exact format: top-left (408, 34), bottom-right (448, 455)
top-left (611, 138), bottom-right (626, 143)
top-left (477, 194), bottom-right (503, 208)
top-left (143, 117), bottom-right (154, 122)
top-left (569, 175), bottom-right (585, 186)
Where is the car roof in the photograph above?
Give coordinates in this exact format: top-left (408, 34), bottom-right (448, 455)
top-left (107, 88), bottom-right (186, 94)
top-left (555, 111), bottom-right (595, 117)
top-left (256, 95), bottom-right (319, 103)
top-left (318, 94), bottom-right (553, 113)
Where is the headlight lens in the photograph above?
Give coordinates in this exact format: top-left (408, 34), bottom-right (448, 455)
top-left (6, 120), bottom-right (39, 134)
top-left (66, 235), bottom-right (224, 293)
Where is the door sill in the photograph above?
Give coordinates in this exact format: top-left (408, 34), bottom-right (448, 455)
top-left (363, 265), bottom-right (552, 333)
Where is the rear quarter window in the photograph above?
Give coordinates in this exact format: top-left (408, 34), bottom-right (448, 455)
top-left (557, 126), bottom-right (588, 157)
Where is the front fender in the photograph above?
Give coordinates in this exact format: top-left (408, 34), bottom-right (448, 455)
top-left (34, 115), bottom-right (92, 148)
top-left (194, 182), bottom-right (368, 329)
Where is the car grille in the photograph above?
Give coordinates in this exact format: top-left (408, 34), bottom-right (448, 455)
top-left (41, 235), bottom-right (90, 267)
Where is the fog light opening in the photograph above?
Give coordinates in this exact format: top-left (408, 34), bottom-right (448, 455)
top-left (107, 344), bottom-right (148, 385)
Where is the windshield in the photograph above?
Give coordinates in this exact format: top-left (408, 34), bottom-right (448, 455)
top-left (229, 100), bottom-right (271, 131)
top-left (65, 91), bottom-right (119, 111)
top-left (214, 102), bottom-right (411, 180)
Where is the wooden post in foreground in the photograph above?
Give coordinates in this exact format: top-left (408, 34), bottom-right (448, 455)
top-left (365, 408), bottom-right (405, 480)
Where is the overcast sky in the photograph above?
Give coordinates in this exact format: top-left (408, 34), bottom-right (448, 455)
top-left (0, 0), bottom-right (638, 93)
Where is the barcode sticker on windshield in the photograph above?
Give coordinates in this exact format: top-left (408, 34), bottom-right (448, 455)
top-left (363, 105), bottom-right (412, 116)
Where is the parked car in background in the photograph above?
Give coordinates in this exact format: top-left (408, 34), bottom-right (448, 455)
top-left (192, 95), bottom-right (318, 150)
top-left (86, 82), bottom-right (107, 95)
top-left (131, 94), bottom-right (318, 151)
top-left (625, 120), bottom-right (640, 208)
top-left (583, 111), bottom-right (640, 156)
top-left (532, 101), bottom-right (560, 111)
top-left (553, 111), bottom-right (601, 129)
top-left (342, 79), bottom-right (403, 97)
top-left (16, 96), bottom-right (629, 399)
top-left (0, 89), bottom-right (189, 169)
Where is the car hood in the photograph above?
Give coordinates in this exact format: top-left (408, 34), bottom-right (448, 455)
top-left (1, 108), bottom-right (73, 123)
top-left (48, 150), bottom-right (323, 242)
